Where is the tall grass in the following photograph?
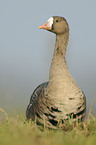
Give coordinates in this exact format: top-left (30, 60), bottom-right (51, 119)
top-left (0, 115), bottom-right (96, 145)
top-left (0, 98), bottom-right (96, 145)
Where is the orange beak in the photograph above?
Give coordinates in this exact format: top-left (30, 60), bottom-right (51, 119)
top-left (38, 22), bottom-right (52, 30)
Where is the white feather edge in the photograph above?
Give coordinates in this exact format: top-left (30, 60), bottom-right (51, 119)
top-left (47, 17), bottom-right (53, 27)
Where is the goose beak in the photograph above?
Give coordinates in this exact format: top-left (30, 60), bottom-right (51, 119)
top-left (39, 17), bottom-right (53, 30)
top-left (38, 22), bottom-right (52, 30)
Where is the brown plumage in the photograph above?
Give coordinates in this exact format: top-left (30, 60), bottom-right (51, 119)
top-left (26, 16), bottom-right (86, 128)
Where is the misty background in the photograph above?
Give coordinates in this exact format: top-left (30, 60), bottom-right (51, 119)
top-left (0, 0), bottom-right (96, 117)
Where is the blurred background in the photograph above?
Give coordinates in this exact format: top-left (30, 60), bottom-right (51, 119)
top-left (0, 0), bottom-right (96, 117)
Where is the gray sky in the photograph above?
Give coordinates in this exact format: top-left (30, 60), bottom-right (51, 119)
top-left (0, 0), bottom-right (96, 116)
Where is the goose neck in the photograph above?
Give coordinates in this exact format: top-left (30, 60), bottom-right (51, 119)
top-left (54, 31), bottom-right (69, 58)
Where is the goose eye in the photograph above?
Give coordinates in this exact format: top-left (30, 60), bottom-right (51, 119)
top-left (56, 20), bottom-right (58, 22)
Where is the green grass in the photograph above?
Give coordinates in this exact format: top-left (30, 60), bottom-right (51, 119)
top-left (0, 114), bottom-right (96, 145)
top-left (0, 95), bottom-right (96, 145)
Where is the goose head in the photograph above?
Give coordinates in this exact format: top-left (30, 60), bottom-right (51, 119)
top-left (39, 16), bottom-right (69, 34)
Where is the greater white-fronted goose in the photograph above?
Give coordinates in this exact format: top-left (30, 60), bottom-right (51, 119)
top-left (26, 16), bottom-right (86, 128)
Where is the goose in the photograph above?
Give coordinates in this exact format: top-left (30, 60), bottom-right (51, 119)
top-left (26, 16), bottom-right (86, 128)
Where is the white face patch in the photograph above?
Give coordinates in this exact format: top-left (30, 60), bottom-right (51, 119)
top-left (47, 17), bottom-right (53, 27)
